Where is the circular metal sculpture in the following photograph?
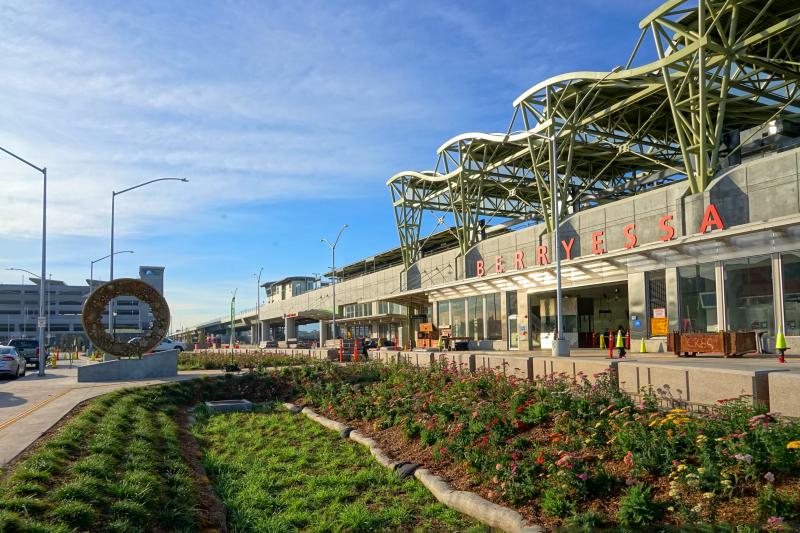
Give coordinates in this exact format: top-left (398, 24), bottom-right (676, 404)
top-left (82, 278), bottom-right (170, 357)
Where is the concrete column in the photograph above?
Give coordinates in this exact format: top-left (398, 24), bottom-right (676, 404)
top-left (250, 324), bottom-right (257, 344)
top-left (260, 321), bottom-right (268, 342)
top-left (772, 253), bottom-right (784, 331)
top-left (371, 320), bottom-right (379, 339)
top-left (666, 267), bottom-right (680, 333)
top-left (715, 261), bottom-right (727, 331)
top-left (285, 316), bottom-right (297, 340)
top-left (319, 320), bottom-right (327, 345)
top-left (517, 289), bottom-right (529, 350)
top-left (628, 272), bottom-right (647, 340)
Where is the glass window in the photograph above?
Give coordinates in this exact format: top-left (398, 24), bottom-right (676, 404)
top-left (725, 255), bottom-right (774, 332)
top-left (450, 299), bottom-right (466, 338)
top-left (782, 252), bottom-right (800, 336)
top-left (486, 293), bottom-right (502, 340)
top-left (467, 296), bottom-right (483, 341)
top-left (437, 301), bottom-right (449, 326)
top-left (678, 263), bottom-right (717, 333)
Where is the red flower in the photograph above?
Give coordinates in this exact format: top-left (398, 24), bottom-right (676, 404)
top-left (536, 452), bottom-right (545, 464)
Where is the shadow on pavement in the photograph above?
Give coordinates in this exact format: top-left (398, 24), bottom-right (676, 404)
top-left (0, 390), bottom-right (28, 409)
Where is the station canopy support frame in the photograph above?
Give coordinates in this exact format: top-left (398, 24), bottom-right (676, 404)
top-left (388, 0), bottom-right (800, 269)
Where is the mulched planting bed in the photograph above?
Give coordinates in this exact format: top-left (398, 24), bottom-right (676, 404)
top-left (294, 362), bottom-right (800, 531)
top-left (2, 362), bottom-right (799, 531)
top-left (191, 405), bottom-right (488, 532)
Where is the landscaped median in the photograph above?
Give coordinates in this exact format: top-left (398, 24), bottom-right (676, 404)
top-left (177, 350), bottom-right (311, 371)
top-left (191, 404), bottom-right (486, 532)
top-left (0, 361), bottom-right (799, 531)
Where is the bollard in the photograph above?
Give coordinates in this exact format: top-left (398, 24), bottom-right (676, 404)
top-left (608, 333), bottom-right (613, 358)
top-left (353, 339), bottom-right (359, 362)
top-left (625, 329), bottom-right (631, 349)
top-left (776, 326), bottom-right (788, 363)
top-left (339, 338), bottom-right (343, 363)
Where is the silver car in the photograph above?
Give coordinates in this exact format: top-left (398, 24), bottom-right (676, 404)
top-left (0, 346), bottom-right (26, 378)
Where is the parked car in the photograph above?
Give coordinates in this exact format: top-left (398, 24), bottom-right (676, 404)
top-left (127, 337), bottom-right (189, 353)
top-left (6, 339), bottom-right (41, 369)
top-left (0, 346), bottom-right (26, 378)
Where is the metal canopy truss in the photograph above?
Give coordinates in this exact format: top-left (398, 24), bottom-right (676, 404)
top-left (388, 0), bottom-right (800, 268)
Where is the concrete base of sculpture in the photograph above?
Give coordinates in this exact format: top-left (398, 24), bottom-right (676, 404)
top-left (77, 349), bottom-right (178, 382)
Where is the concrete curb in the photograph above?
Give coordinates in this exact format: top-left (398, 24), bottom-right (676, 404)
top-left (284, 402), bottom-right (541, 533)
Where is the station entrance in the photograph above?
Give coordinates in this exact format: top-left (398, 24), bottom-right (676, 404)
top-left (527, 283), bottom-right (629, 349)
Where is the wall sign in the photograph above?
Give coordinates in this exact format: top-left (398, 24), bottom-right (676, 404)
top-left (474, 203), bottom-right (725, 278)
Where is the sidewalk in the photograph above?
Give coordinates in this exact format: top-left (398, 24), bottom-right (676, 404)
top-left (0, 361), bottom-right (224, 467)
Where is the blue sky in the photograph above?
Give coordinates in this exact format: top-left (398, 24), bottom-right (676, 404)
top-left (0, 0), bottom-right (662, 327)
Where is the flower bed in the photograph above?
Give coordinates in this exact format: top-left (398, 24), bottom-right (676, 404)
top-left (297, 362), bottom-right (800, 531)
top-left (177, 350), bottom-right (310, 371)
top-left (2, 362), bottom-right (798, 531)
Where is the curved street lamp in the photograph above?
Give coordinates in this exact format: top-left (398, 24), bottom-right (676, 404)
top-left (109, 177), bottom-right (189, 336)
top-left (321, 224), bottom-right (348, 339)
top-left (0, 145), bottom-right (47, 376)
top-left (254, 267), bottom-right (263, 346)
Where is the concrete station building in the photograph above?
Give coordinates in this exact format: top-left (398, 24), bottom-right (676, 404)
top-left (178, 1), bottom-right (800, 357)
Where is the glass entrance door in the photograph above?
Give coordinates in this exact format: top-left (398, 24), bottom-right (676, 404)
top-left (508, 314), bottom-right (519, 349)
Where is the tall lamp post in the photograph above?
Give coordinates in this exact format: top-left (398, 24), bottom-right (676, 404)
top-left (321, 224), bottom-right (348, 340)
top-left (109, 178), bottom-right (188, 337)
top-left (88, 250), bottom-right (134, 354)
top-left (6, 267), bottom-right (47, 373)
top-left (254, 267), bottom-right (263, 346)
top-left (90, 250), bottom-right (134, 293)
top-left (0, 145), bottom-right (47, 376)
top-left (520, 66), bottom-right (622, 357)
top-left (230, 288), bottom-right (237, 354)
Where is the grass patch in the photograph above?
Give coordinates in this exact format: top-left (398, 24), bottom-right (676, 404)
top-left (194, 408), bottom-right (488, 532)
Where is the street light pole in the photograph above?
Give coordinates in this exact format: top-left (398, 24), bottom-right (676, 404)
top-left (255, 267), bottom-right (263, 346)
top-left (322, 224), bottom-right (348, 340)
top-left (88, 250), bottom-right (134, 354)
top-left (109, 178), bottom-right (188, 337)
top-left (529, 66), bottom-right (622, 357)
top-left (6, 266), bottom-right (47, 372)
top-left (0, 145), bottom-right (47, 376)
top-left (230, 288), bottom-right (237, 353)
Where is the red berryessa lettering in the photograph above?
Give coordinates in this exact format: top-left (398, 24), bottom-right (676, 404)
top-left (495, 255), bottom-right (504, 273)
top-left (536, 245), bottom-right (549, 265)
top-left (476, 260), bottom-right (485, 277)
top-left (659, 214), bottom-right (675, 241)
top-left (514, 250), bottom-right (525, 269)
top-left (699, 204), bottom-right (725, 233)
top-left (623, 223), bottom-right (637, 249)
top-left (561, 237), bottom-right (575, 260)
top-left (592, 231), bottom-right (605, 255)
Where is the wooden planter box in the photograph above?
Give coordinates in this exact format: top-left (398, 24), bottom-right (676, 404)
top-left (667, 331), bottom-right (758, 357)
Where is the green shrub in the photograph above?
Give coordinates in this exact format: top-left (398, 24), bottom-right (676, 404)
top-left (756, 485), bottom-right (798, 520)
top-left (618, 485), bottom-right (660, 528)
top-left (110, 500), bottom-right (149, 527)
top-left (565, 510), bottom-right (606, 532)
top-left (540, 486), bottom-right (576, 518)
top-left (0, 496), bottom-right (46, 516)
top-left (52, 500), bottom-right (97, 529)
top-left (53, 475), bottom-right (106, 505)
top-left (0, 509), bottom-right (24, 532)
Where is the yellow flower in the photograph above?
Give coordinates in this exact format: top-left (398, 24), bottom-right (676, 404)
top-left (697, 467), bottom-right (705, 474)
top-left (787, 440), bottom-right (800, 449)
top-left (594, 422), bottom-right (602, 428)
top-left (648, 419), bottom-right (659, 427)
top-left (677, 464), bottom-right (687, 472)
